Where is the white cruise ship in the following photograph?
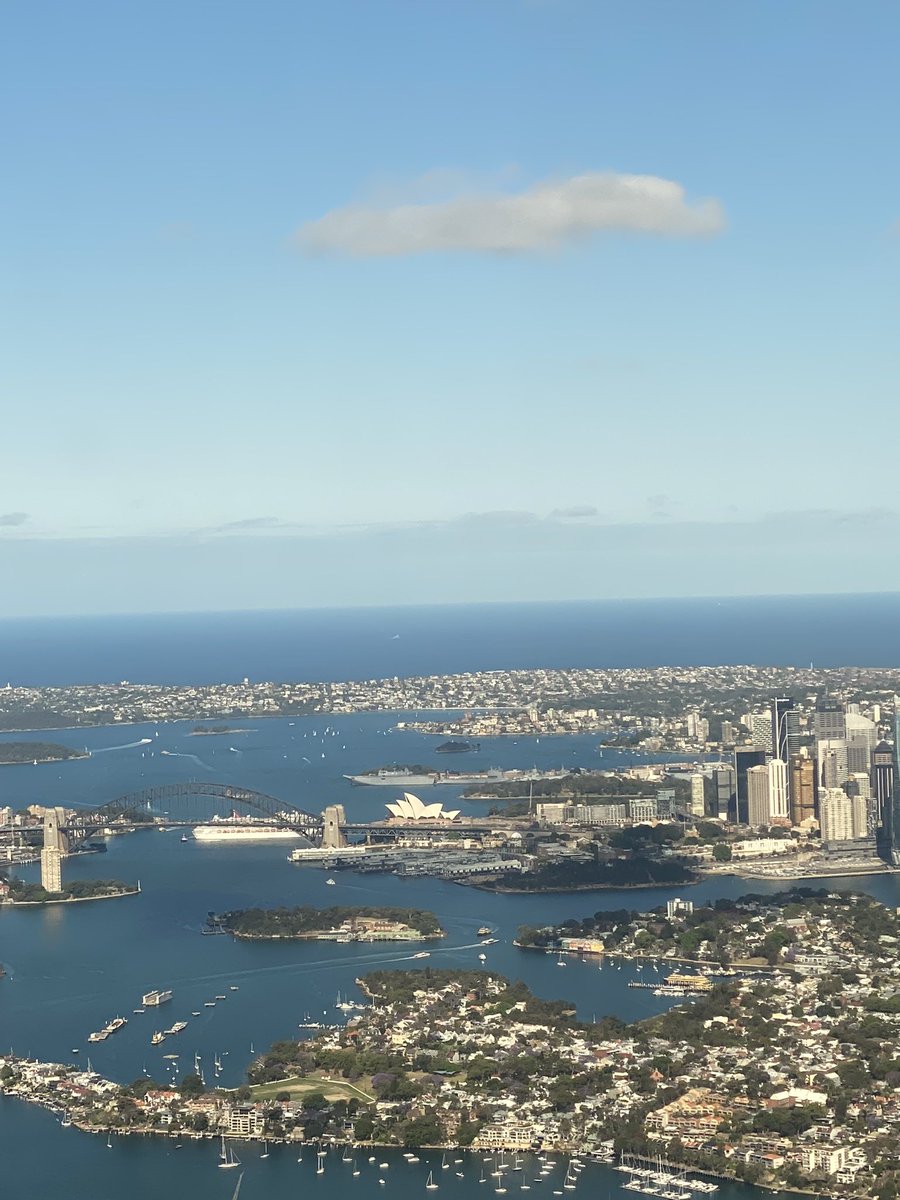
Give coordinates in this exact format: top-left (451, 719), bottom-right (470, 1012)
top-left (192, 815), bottom-right (304, 842)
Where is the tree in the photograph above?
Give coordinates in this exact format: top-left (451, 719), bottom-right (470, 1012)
top-left (712, 843), bottom-right (732, 862)
top-left (179, 1073), bottom-right (205, 1097)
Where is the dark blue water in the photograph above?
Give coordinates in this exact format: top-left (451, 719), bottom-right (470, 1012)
top-left (3, 593), bottom-right (900, 686)
top-left (3, 716), bottom-right (900, 1197)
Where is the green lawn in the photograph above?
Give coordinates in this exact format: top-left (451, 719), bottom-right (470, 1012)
top-left (250, 1075), bottom-right (375, 1104)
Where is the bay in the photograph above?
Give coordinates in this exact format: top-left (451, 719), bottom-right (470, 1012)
top-left (3, 711), bottom-right (900, 1198)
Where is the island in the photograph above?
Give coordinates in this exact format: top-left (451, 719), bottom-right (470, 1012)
top-left (188, 724), bottom-right (249, 736)
top-left (2, 878), bottom-right (139, 906)
top-left (7, 890), bottom-right (900, 1196)
top-left (216, 905), bottom-right (444, 941)
top-left (0, 741), bottom-right (89, 766)
top-left (435, 739), bottom-right (480, 754)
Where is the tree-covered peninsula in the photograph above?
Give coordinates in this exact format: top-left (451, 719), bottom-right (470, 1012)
top-left (0, 741), bottom-right (88, 765)
top-left (5, 879), bottom-right (137, 904)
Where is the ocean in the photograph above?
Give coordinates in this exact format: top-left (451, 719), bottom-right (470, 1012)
top-left (3, 592), bottom-right (900, 686)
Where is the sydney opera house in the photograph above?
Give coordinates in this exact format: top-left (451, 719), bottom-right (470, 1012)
top-left (385, 792), bottom-right (461, 821)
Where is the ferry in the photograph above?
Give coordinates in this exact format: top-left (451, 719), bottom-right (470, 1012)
top-left (151, 1031), bottom-right (166, 1045)
top-left (477, 926), bottom-right (492, 936)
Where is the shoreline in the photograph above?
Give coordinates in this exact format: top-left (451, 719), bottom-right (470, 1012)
top-left (229, 928), bottom-right (443, 942)
top-left (3, 887), bottom-right (140, 908)
top-left (0, 752), bottom-right (90, 767)
top-left (0, 1091), bottom-right (832, 1195)
top-left (465, 876), bottom-right (698, 895)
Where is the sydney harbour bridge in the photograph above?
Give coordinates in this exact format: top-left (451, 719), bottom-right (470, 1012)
top-left (31, 782), bottom-right (333, 891)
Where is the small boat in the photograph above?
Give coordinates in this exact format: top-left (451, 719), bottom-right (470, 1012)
top-left (191, 1011), bottom-right (201, 1017)
top-left (61, 1112), bottom-right (72, 1127)
top-left (556, 960), bottom-right (567, 968)
top-left (478, 953), bottom-right (487, 962)
top-left (379, 1162), bottom-right (389, 1169)
top-left (326, 878), bottom-right (336, 886)
top-left (353, 1161), bottom-right (360, 1176)
top-left (181, 834), bottom-right (189, 842)
top-left (412, 951), bottom-right (431, 960)
top-left (260, 1140), bottom-right (269, 1159)
top-left (427, 1171), bottom-right (439, 1190)
top-left (107, 1132), bottom-right (113, 1149)
top-left (229, 985), bottom-right (239, 991)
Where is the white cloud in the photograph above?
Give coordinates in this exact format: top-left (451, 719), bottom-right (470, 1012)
top-left (294, 170), bottom-right (725, 258)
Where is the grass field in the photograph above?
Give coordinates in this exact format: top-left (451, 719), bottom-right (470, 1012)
top-left (250, 1075), bottom-right (376, 1104)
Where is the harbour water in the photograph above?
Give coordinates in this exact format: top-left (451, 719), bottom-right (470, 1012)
top-left (4, 632), bottom-right (900, 1197)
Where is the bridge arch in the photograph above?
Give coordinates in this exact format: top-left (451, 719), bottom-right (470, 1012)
top-left (66, 782), bottom-right (324, 840)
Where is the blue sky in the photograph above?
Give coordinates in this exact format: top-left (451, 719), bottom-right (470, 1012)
top-left (3, 1), bottom-right (899, 615)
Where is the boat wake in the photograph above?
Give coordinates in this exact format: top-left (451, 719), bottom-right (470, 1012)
top-left (91, 738), bottom-right (154, 754)
top-left (159, 751), bottom-right (212, 770)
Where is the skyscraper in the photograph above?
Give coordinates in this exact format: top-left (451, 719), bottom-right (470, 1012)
top-left (819, 788), bottom-right (856, 844)
top-left (873, 740), bottom-right (895, 850)
top-left (818, 739), bottom-right (848, 789)
top-left (814, 699), bottom-right (846, 743)
top-left (749, 713), bottom-right (774, 753)
top-left (771, 698), bottom-right (801, 766)
top-left (890, 701), bottom-right (900, 865)
top-left (746, 765), bottom-right (771, 827)
top-left (789, 754), bottom-right (816, 826)
top-left (690, 774), bottom-right (706, 818)
top-left (711, 764), bottom-right (735, 821)
top-left (767, 757), bottom-right (789, 819)
top-left (734, 747), bottom-right (767, 824)
top-left (845, 711), bottom-right (877, 776)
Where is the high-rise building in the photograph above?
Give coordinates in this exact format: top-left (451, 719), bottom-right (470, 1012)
top-left (690, 774), bottom-right (706, 818)
top-left (746, 765), bottom-right (771, 827)
top-left (818, 739), bottom-right (848, 789)
top-left (845, 712), bottom-right (877, 776)
top-left (711, 764), bottom-right (735, 821)
top-left (40, 846), bottom-right (62, 893)
top-left (814, 700), bottom-right (846, 743)
top-left (789, 754), bottom-right (816, 825)
top-left (847, 773), bottom-right (875, 835)
top-left (819, 788), bottom-right (855, 844)
top-left (873, 740), bottom-right (895, 843)
top-left (771, 698), bottom-right (801, 766)
top-left (720, 720), bottom-right (734, 746)
top-left (734, 747), bottom-right (767, 824)
top-left (767, 758), bottom-right (789, 819)
top-left (749, 713), bottom-right (774, 753)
